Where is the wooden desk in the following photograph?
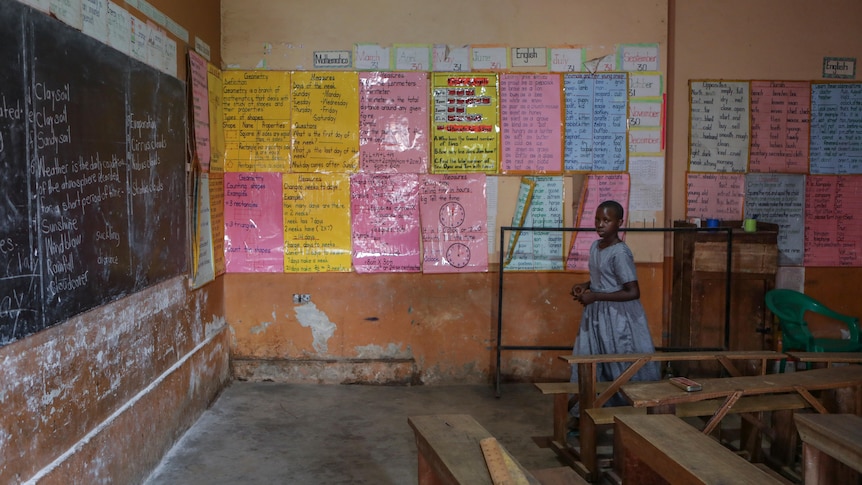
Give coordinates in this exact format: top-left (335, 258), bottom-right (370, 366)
top-left (786, 352), bottom-right (862, 367)
top-left (614, 414), bottom-right (785, 484)
top-left (621, 364), bottom-right (862, 469)
top-left (554, 351), bottom-right (783, 480)
top-left (407, 414), bottom-right (587, 485)
top-left (795, 414), bottom-right (862, 484)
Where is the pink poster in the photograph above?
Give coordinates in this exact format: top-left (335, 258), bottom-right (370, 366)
top-left (804, 175), bottom-right (862, 267)
top-left (350, 173), bottom-right (422, 273)
top-left (224, 172), bottom-right (284, 272)
top-left (189, 50), bottom-right (211, 171)
top-left (359, 72), bottom-right (429, 173)
top-left (685, 173), bottom-right (745, 220)
top-left (420, 174), bottom-right (488, 273)
top-left (749, 81), bottom-right (810, 174)
top-left (566, 174), bottom-right (630, 271)
top-left (500, 73), bottom-right (563, 173)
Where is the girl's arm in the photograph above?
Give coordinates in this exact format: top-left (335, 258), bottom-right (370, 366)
top-left (578, 280), bottom-right (640, 305)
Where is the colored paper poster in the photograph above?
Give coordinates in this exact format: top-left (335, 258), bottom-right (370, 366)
top-left (207, 63), bottom-right (225, 173)
top-left (685, 173), bottom-right (745, 220)
top-left (430, 72), bottom-right (499, 174)
top-left (549, 47), bottom-right (584, 73)
top-left (189, 51), bottom-right (211, 171)
top-left (222, 71), bottom-right (291, 172)
top-left (689, 81), bottom-right (749, 173)
top-left (618, 44), bottom-right (660, 72)
top-left (566, 174), bottom-right (630, 271)
top-left (499, 74), bottom-right (563, 173)
top-left (629, 100), bottom-right (662, 127)
top-left (420, 174), bottom-right (488, 273)
top-left (224, 172), bottom-right (285, 272)
top-left (432, 45), bottom-right (470, 72)
top-left (82, 0), bottom-right (108, 44)
top-left (351, 173), bottom-right (422, 273)
top-left (804, 175), bottom-right (862, 267)
top-left (505, 176), bottom-right (565, 271)
top-left (291, 71), bottom-right (360, 172)
top-left (209, 172), bottom-right (226, 275)
top-left (192, 172), bottom-right (216, 289)
top-left (629, 156), bottom-right (664, 213)
top-left (749, 81), bottom-right (810, 174)
top-left (359, 72), bottom-right (429, 173)
top-left (503, 178), bottom-right (536, 265)
top-left (564, 73), bottom-right (628, 172)
top-left (284, 173), bottom-right (353, 273)
top-left (810, 83), bottom-right (862, 175)
top-left (745, 173), bottom-right (805, 266)
top-left (629, 72), bottom-right (663, 98)
top-left (106, 1), bottom-right (130, 55)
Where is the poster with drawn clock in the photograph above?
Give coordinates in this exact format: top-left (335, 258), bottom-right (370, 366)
top-left (419, 174), bottom-right (488, 273)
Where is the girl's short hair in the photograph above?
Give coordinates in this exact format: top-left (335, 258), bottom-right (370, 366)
top-left (598, 200), bottom-right (624, 220)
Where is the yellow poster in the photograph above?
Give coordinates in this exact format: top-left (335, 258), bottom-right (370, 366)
top-left (431, 72), bottom-right (499, 174)
top-left (291, 71), bottom-right (360, 172)
top-left (283, 173), bottom-right (352, 272)
top-left (222, 70), bottom-right (291, 172)
top-left (209, 172), bottom-right (226, 275)
top-left (207, 63), bottom-right (226, 173)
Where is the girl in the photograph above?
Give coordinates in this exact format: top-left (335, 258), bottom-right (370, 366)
top-left (568, 200), bottom-right (660, 428)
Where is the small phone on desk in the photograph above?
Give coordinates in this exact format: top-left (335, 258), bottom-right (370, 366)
top-left (669, 377), bottom-right (702, 392)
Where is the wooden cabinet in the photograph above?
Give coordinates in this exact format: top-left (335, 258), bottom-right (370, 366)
top-left (670, 220), bottom-right (779, 376)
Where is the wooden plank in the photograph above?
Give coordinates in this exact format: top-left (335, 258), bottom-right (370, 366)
top-left (622, 365), bottom-right (862, 408)
top-left (795, 414), bottom-right (862, 474)
top-left (533, 381), bottom-right (611, 394)
top-left (786, 352), bottom-right (862, 363)
top-left (558, 350), bottom-right (783, 364)
top-left (408, 414), bottom-right (494, 485)
top-left (614, 414), bottom-right (785, 484)
top-left (586, 394), bottom-right (809, 425)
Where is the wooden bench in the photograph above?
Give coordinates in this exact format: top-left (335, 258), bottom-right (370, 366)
top-left (795, 413), bottom-right (862, 484)
top-left (581, 393), bottom-right (809, 478)
top-left (613, 414), bottom-right (787, 484)
top-left (407, 414), bottom-right (587, 485)
top-left (553, 350), bottom-right (785, 481)
top-left (534, 381), bottom-right (611, 445)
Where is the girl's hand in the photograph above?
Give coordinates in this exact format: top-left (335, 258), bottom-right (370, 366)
top-left (577, 290), bottom-right (595, 306)
top-left (570, 283), bottom-right (588, 297)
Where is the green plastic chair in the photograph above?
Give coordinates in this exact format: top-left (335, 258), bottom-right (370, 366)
top-left (765, 289), bottom-right (862, 371)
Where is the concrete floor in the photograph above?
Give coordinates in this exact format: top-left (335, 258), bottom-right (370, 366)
top-left (143, 381), bottom-right (566, 485)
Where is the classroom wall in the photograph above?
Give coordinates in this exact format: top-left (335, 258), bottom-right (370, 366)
top-left (0, 1), bottom-right (226, 484)
top-left (668, 0), bottom-right (862, 321)
top-left (221, 0), bottom-right (670, 384)
top-left (222, 0), bottom-right (862, 386)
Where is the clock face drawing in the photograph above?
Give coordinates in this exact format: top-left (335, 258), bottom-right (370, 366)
top-left (445, 242), bottom-right (471, 268)
top-left (439, 201), bottom-right (466, 228)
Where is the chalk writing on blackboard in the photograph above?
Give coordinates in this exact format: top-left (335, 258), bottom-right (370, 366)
top-left (1, 1), bottom-right (187, 345)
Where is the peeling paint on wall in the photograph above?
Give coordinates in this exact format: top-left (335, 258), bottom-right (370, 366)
top-left (354, 343), bottom-right (412, 359)
top-left (293, 303), bottom-right (336, 354)
top-left (250, 321), bottom-right (272, 335)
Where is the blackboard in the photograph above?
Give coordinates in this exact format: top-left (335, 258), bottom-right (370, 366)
top-left (0, 1), bottom-right (187, 345)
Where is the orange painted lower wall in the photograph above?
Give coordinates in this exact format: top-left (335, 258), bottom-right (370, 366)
top-left (225, 264), bottom-right (665, 384)
top-left (0, 277), bottom-right (230, 484)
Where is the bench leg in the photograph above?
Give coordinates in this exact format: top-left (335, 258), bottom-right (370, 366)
top-left (580, 413), bottom-right (598, 482)
top-left (553, 393), bottom-right (570, 444)
top-left (769, 409), bottom-right (797, 468)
